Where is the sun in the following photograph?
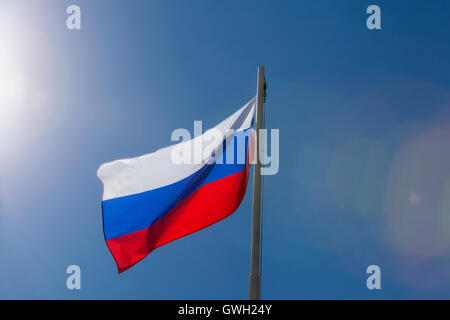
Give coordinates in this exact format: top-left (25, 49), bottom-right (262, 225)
top-left (0, 67), bottom-right (27, 108)
top-left (0, 3), bottom-right (50, 153)
top-left (0, 14), bottom-right (29, 133)
top-left (0, 57), bottom-right (28, 135)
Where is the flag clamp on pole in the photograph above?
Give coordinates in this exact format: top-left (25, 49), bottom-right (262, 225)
top-left (249, 66), bottom-right (266, 300)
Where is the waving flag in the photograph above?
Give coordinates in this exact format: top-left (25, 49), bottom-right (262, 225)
top-left (97, 98), bottom-right (256, 273)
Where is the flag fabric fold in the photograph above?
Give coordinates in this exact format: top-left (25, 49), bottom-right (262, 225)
top-left (97, 98), bottom-right (256, 273)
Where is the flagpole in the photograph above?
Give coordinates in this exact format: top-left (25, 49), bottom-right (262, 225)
top-left (249, 66), bottom-right (266, 300)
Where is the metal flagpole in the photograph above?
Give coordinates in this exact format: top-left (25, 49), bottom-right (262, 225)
top-left (249, 66), bottom-right (266, 300)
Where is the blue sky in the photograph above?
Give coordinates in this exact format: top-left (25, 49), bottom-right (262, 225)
top-left (0, 0), bottom-right (449, 299)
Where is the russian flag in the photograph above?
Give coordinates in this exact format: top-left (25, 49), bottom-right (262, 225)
top-left (97, 98), bottom-right (256, 273)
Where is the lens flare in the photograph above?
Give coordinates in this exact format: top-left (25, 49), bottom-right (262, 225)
top-left (384, 127), bottom-right (450, 259)
top-left (409, 192), bottom-right (421, 205)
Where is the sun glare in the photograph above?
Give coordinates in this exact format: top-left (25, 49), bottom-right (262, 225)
top-left (0, 67), bottom-right (27, 107)
top-left (0, 13), bottom-right (29, 133)
top-left (0, 3), bottom-right (51, 158)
